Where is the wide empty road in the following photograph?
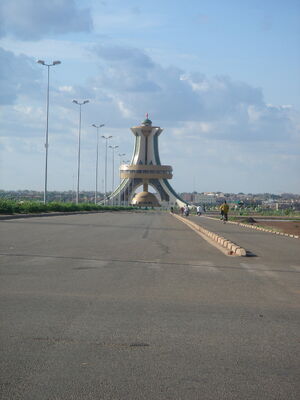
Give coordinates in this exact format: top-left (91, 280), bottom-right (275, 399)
top-left (0, 211), bottom-right (299, 400)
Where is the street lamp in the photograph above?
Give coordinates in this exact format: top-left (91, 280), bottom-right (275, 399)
top-left (92, 124), bottom-right (105, 204)
top-left (37, 59), bottom-right (61, 204)
top-left (72, 99), bottom-right (89, 204)
top-left (118, 153), bottom-right (126, 206)
top-left (101, 135), bottom-right (113, 204)
top-left (109, 145), bottom-right (119, 205)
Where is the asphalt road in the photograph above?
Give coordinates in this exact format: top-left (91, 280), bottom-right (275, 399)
top-left (0, 211), bottom-right (299, 400)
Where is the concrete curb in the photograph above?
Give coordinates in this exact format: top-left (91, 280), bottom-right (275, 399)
top-left (0, 209), bottom-right (149, 221)
top-left (171, 213), bottom-right (247, 256)
top-left (204, 216), bottom-right (299, 240)
top-left (0, 210), bottom-right (109, 221)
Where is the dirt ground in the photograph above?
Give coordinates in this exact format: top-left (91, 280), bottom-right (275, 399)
top-left (252, 220), bottom-right (300, 236)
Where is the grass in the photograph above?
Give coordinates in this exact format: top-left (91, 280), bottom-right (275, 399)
top-left (0, 200), bottom-right (136, 215)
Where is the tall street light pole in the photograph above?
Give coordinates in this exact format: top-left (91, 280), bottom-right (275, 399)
top-left (37, 59), bottom-right (61, 204)
top-left (92, 124), bottom-right (105, 204)
top-left (109, 145), bottom-right (119, 205)
top-left (72, 99), bottom-right (89, 204)
top-left (101, 135), bottom-right (113, 204)
top-left (118, 153), bottom-right (126, 206)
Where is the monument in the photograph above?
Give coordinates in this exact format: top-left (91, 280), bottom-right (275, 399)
top-left (107, 116), bottom-right (186, 208)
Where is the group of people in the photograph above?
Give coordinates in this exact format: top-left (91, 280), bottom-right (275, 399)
top-left (182, 205), bottom-right (190, 216)
top-left (173, 201), bottom-right (229, 222)
top-left (179, 205), bottom-right (202, 217)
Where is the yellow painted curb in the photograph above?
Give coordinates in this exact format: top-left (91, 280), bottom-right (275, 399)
top-left (171, 213), bottom-right (247, 257)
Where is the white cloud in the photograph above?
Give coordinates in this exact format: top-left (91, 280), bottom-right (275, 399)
top-left (0, 47), bottom-right (42, 105)
top-left (0, 0), bottom-right (92, 40)
top-left (59, 86), bottom-right (75, 93)
top-left (1, 40), bottom-right (299, 192)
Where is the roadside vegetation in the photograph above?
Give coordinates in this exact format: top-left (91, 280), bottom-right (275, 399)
top-left (231, 209), bottom-right (300, 218)
top-left (0, 200), bottom-right (136, 214)
top-left (202, 206), bottom-right (300, 219)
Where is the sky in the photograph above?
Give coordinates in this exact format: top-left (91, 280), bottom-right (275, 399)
top-left (0, 0), bottom-right (299, 194)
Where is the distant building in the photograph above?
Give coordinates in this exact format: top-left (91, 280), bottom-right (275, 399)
top-left (181, 193), bottom-right (194, 202)
top-left (193, 193), bottom-right (217, 205)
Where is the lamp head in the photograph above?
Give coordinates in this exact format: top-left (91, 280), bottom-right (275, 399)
top-left (83, 100), bottom-right (89, 104)
top-left (53, 60), bottom-right (61, 65)
top-left (72, 100), bottom-right (78, 104)
top-left (37, 60), bottom-right (45, 65)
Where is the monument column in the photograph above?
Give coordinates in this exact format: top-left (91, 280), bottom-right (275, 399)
top-left (106, 116), bottom-right (186, 207)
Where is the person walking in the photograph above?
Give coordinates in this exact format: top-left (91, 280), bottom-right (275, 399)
top-left (196, 205), bottom-right (202, 216)
top-left (220, 200), bottom-right (229, 222)
top-left (184, 205), bottom-right (189, 216)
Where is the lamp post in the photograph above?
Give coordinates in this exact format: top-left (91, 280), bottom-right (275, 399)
top-left (72, 99), bottom-right (89, 204)
top-left (92, 124), bottom-right (105, 204)
top-left (109, 145), bottom-right (119, 205)
top-left (101, 135), bottom-right (113, 204)
top-left (37, 59), bottom-right (61, 204)
top-left (118, 153), bottom-right (126, 206)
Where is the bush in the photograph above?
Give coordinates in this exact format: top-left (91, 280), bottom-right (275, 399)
top-left (0, 200), bottom-right (16, 214)
top-left (0, 199), bottom-right (138, 214)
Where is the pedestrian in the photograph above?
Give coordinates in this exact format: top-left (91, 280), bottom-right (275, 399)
top-left (220, 200), bottom-right (229, 223)
top-left (196, 205), bottom-right (202, 216)
top-left (180, 207), bottom-right (184, 215)
top-left (184, 205), bottom-right (189, 216)
top-left (170, 206), bottom-right (174, 213)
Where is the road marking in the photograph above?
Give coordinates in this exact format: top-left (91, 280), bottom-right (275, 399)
top-left (240, 263), bottom-right (279, 279)
top-left (191, 265), bottom-right (219, 273)
top-left (147, 264), bottom-right (161, 270)
top-left (290, 265), bottom-right (300, 272)
top-left (188, 260), bottom-right (219, 273)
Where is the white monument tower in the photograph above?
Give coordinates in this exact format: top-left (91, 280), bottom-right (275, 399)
top-left (107, 115), bottom-right (186, 207)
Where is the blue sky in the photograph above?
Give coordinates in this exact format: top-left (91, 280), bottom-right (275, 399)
top-left (0, 0), bottom-right (299, 194)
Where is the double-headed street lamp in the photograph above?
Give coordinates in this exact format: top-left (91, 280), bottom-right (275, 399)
top-left (37, 59), bottom-right (61, 204)
top-left (118, 153), bottom-right (126, 206)
top-left (101, 135), bottom-right (113, 204)
top-left (72, 99), bottom-right (89, 204)
top-left (92, 124), bottom-right (105, 204)
top-left (109, 145), bottom-right (119, 205)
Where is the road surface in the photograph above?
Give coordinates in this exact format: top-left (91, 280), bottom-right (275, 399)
top-left (0, 211), bottom-right (299, 399)
top-left (189, 214), bottom-right (300, 263)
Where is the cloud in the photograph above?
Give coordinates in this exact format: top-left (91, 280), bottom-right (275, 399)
top-left (93, 44), bottom-right (160, 93)
top-left (89, 44), bottom-right (299, 147)
top-left (1, 41), bottom-right (299, 192)
top-left (0, 0), bottom-right (92, 40)
top-left (0, 47), bottom-right (41, 105)
top-left (94, 44), bottom-right (155, 68)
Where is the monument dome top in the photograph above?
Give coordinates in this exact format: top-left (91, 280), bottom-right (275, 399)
top-left (141, 113), bottom-right (152, 126)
